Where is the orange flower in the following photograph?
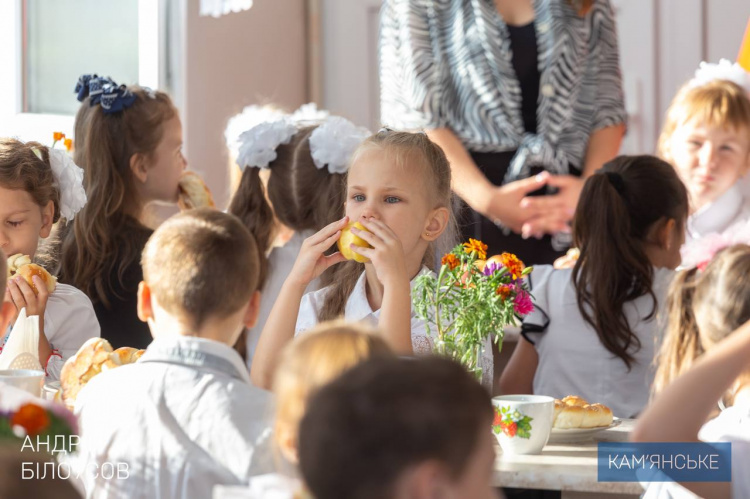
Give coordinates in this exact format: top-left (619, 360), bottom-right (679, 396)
top-left (441, 253), bottom-right (459, 270)
top-left (496, 284), bottom-right (512, 299)
top-left (53, 132), bottom-right (65, 142)
top-left (64, 138), bottom-right (73, 152)
top-left (10, 403), bottom-right (50, 436)
top-left (463, 238), bottom-right (488, 260)
top-left (500, 253), bottom-right (525, 280)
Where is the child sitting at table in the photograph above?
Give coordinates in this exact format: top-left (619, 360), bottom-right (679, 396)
top-left (298, 356), bottom-right (498, 499)
top-left (0, 138), bottom-right (99, 379)
top-left (500, 155), bottom-right (688, 418)
top-left (73, 209), bottom-right (273, 499)
top-left (657, 61), bottom-right (750, 248)
top-left (633, 305), bottom-right (750, 497)
top-left (220, 321), bottom-right (394, 498)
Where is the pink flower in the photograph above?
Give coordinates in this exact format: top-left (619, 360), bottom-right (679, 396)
top-left (513, 289), bottom-right (534, 315)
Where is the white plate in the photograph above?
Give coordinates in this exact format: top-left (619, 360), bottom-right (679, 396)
top-left (547, 417), bottom-right (622, 444)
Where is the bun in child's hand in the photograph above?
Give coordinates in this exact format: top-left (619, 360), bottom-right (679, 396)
top-left (178, 171), bottom-right (216, 211)
top-left (337, 222), bottom-right (373, 263)
top-left (6, 253), bottom-right (57, 294)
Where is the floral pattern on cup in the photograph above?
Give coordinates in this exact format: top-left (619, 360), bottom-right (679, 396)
top-left (493, 405), bottom-right (533, 439)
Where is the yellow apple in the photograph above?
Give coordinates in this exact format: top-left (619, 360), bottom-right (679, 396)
top-left (337, 221), bottom-right (373, 263)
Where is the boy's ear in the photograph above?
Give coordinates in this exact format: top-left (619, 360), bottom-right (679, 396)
top-left (39, 200), bottom-right (55, 238)
top-left (422, 206), bottom-right (450, 242)
top-left (0, 301), bottom-right (15, 334)
top-left (242, 291), bottom-right (262, 329)
top-left (136, 281), bottom-right (154, 322)
top-left (130, 153), bottom-right (149, 184)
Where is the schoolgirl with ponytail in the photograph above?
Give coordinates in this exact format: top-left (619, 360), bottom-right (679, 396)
top-left (500, 155), bottom-right (688, 417)
top-left (227, 107), bottom-right (370, 368)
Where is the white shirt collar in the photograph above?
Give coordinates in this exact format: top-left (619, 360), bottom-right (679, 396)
top-left (140, 334), bottom-right (251, 384)
top-left (689, 184), bottom-right (745, 238)
top-left (344, 266), bottom-right (432, 322)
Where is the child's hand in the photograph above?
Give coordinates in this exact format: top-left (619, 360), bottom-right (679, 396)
top-left (350, 219), bottom-right (408, 287)
top-left (7, 276), bottom-right (49, 320)
top-left (289, 217), bottom-right (349, 287)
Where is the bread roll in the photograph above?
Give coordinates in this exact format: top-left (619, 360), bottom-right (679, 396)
top-left (6, 253), bottom-right (56, 294)
top-left (60, 338), bottom-right (113, 408)
top-left (554, 405), bottom-right (585, 429)
top-left (552, 397), bottom-right (614, 429)
top-left (178, 172), bottom-right (215, 211)
top-left (561, 395), bottom-right (588, 407)
top-left (60, 340), bottom-right (146, 408)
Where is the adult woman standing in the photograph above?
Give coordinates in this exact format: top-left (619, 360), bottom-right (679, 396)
top-left (380, 0), bottom-right (627, 264)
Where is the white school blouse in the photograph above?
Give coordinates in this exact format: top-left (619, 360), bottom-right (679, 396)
top-left (641, 398), bottom-right (750, 498)
top-left (2, 283), bottom-right (100, 380)
top-left (295, 268), bottom-right (495, 390)
top-left (522, 265), bottom-right (674, 418)
top-left (245, 230), bottom-right (320, 370)
top-left (685, 184), bottom-right (750, 245)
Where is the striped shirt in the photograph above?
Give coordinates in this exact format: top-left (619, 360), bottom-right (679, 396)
top-left (379, 0), bottom-right (627, 182)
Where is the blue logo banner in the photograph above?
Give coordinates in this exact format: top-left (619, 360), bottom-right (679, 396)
top-left (598, 442), bottom-right (732, 483)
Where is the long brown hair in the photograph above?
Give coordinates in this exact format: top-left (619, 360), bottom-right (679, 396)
top-left (59, 87), bottom-right (177, 307)
top-left (228, 126), bottom-right (346, 287)
top-left (572, 155), bottom-right (688, 369)
top-left (317, 130), bottom-right (454, 322)
top-left (653, 245), bottom-right (750, 399)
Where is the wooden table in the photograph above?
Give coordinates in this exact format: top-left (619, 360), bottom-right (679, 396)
top-left (493, 419), bottom-right (643, 499)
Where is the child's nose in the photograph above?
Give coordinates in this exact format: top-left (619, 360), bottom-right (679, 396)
top-left (360, 208), bottom-right (380, 221)
top-left (0, 231), bottom-right (10, 250)
top-left (698, 144), bottom-right (719, 170)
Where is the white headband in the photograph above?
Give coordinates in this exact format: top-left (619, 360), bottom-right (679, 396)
top-left (689, 59), bottom-right (750, 94)
top-left (32, 147), bottom-right (87, 220)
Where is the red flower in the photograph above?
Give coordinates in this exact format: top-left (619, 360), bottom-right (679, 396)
top-left (503, 422), bottom-right (518, 438)
top-left (11, 403), bottom-right (50, 436)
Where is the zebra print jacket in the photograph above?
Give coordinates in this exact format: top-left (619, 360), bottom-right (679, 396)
top-left (379, 0), bottom-right (627, 182)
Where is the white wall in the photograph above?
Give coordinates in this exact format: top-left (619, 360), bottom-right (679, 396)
top-left (182, 0), bottom-right (308, 207)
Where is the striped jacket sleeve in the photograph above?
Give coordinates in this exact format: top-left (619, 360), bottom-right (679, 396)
top-left (379, 0), bottom-right (445, 130)
top-left (588, 0), bottom-right (628, 131)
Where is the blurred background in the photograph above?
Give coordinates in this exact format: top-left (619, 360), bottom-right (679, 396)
top-left (0, 0), bottom-right (747, 207)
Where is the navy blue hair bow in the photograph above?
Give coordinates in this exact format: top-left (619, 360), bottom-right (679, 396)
top-left (74, 74), bottom-right (136, 114)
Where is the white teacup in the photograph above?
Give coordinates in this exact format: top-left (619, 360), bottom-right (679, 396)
top-left (0, 369), bottom-right (45, 397)
top-left (492, 395), bottom-right (554, 455)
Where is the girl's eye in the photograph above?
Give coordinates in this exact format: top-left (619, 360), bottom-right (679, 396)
top-left (352, 194), bottom-right (365, 202)
top-left (385, 196), bottom-right (400, 204)
top-left (7, 221), bottom-right (22, 227)
top-left (687, 140), bottom-right (702, 148)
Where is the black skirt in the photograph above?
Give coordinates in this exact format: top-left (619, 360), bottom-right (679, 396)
top-left (459, 151), bottom-right (578, 267)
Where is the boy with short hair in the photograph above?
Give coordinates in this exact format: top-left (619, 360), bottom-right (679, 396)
top-left (74, 209), bottom-right (272, 499)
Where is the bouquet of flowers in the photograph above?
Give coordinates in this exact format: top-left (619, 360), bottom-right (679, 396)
top-left (0, 402), bottom-right (78, 453)
top-left (412, 239), bottom-right (534, 380)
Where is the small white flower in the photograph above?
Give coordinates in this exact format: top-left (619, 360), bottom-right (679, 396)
top-left (48, 149), bottom-right (87, 220)
top-left (690, 59), bottom-right (750, 94)
top-left (309, 116), bottom-right (371, 174)
top-left (236, 119), bottom-right (297, 170)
